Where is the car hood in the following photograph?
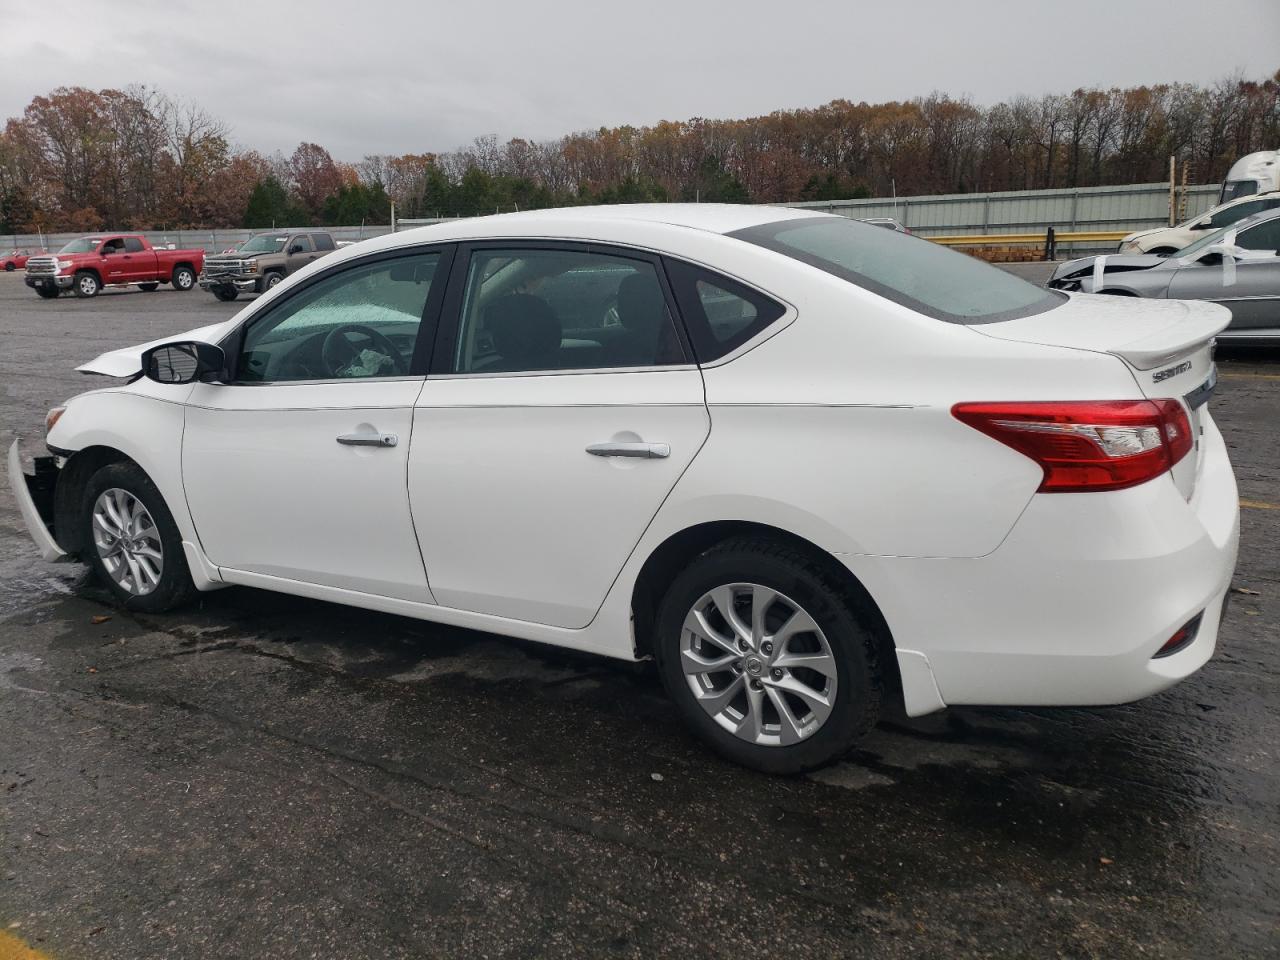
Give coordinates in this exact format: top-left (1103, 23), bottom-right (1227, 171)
top-left (1050, 253), bottom-right (1168, 282)
top-left (76, 320), bottom-right (238, 377)
top-left (1120, 227), bottom-right (1168, 243)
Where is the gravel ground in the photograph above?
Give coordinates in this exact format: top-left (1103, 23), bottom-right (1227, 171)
top-left (0, 270), bottom-right (1277, 959)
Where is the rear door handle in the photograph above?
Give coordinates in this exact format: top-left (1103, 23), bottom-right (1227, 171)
top-left (586, 442), bottom-right (670, 459)
top-left (336, 432), bottom-right (398, 448)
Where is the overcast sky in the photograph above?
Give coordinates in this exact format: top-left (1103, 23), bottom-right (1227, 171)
top-left (2, 0), bottom-right (1277, 161)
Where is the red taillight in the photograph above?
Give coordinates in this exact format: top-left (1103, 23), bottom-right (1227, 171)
top-left (952, 399), bottom-right (1194, 492)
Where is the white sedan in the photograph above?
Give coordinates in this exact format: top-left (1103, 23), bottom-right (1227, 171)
top-left (9, 204), bottom-right (1240, 774)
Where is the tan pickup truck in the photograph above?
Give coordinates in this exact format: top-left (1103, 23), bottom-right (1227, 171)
top-left (199, 230), bottom-right (337, 301)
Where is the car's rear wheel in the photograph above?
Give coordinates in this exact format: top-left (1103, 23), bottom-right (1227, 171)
top-left (212, 285), bottom-right (238, 302)
top-left (82, 462), bottom-right (197, 612)
top-left (35, 286), bottom-right (60, 299)
top-left (172, 265), bottom-right (196, 291)
top-left (138, 282), bottom-right (159, 292)
top-left (73, 272), bottom-right (100, 298)
top-left (4, 262), bottom-right (14, 271)
top-left (654, 538), bottom-right (882, 774)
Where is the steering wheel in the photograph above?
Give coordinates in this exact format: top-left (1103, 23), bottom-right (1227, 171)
top-left (320, 324), bottom-right (407, 378)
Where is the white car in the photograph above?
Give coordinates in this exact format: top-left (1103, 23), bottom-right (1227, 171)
top-left (9, 204), bottom-right (1239, 774)
top-left (1119, 191), bottom-right (1280, 255)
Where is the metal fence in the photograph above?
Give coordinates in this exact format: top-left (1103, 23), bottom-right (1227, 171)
top-left (781, 182), bottom-right (1219, 245)
top-left (2, 182), bottom-right (1220, 255)
top-left (0, 224), bottom-right (401, 254)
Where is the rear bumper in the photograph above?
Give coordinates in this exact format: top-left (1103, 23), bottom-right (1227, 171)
top-left (854, 413), bottom-right (1240, 713)
top-left (6, 440), bottom-right (68, 563)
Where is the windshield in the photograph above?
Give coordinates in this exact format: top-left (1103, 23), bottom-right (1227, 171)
top-left (1173, 224), bottom-right (1233, 259)
top-left (1220, 180), bottom-right (1259, 204)
top-left (238, 235), bottom-right (289, 254)
top-left (59, 238), bottom-right (104, 254)
top-left (730, 216), bottom-right (1062, 323)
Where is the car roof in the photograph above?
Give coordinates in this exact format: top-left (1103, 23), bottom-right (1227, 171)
top-left (399, 203), bottom-right (824, 240)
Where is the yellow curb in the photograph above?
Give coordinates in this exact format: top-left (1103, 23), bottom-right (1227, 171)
top-left (1240, 500), bottom-right (1279, 510)
top-left (0, 930), bottom-right (53, 960)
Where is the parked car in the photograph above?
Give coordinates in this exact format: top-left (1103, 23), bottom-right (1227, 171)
top-left (858, 217), bottom-right (910, 234)
top-left (10, 204), bottom-right (1238, 774)
top-left (2, 248), bottom-right (45, 271)
top-left (199, 230), bottom-right (337, 301)
top-left (24, 235), bottom-right (204, 299)
top-left (1118, 191), bottom-right (1280, 255)
top-left (1050, 207), bottom-right (1280, 342)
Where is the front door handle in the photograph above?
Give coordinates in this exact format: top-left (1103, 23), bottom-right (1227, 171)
top-left (337, 432), bottom-right (398, 448)
top-left (586, 441), bottom-right (670, 459)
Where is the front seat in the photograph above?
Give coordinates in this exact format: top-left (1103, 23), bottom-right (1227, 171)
top-left (607, 273), bottom-right (679, 367)
top-left (481, 294), bottom-right (562, 372)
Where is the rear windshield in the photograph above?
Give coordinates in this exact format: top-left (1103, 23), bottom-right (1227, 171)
top-left (729, 217), bottom-right (1062, 324)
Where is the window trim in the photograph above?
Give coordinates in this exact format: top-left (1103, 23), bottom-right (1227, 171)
top-left (219, 243), bottom-right (456, 385)
top-left (428, 239), bottom-right (695, 378)
top-left (728, 217), bottom-right (1065, 325)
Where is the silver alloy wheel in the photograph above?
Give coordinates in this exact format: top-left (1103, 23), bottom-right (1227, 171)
top-left (175, 269), bottom-right (193, 289)
top-left (78, 274), bottom-right (98, 295)
top-left (266, 273), bottom-right (282, 288)
top-left (91, 488), bottom-right (163, 596)
top-left (681, 583), bottom-right (838, 746)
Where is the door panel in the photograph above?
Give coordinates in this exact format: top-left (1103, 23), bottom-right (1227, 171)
top-left (409, 370), bottom-right (708, 627)
top-left (1170, 260), bottom-right (1280, 330)
top-left (183, 380), bottom-right (432, 600)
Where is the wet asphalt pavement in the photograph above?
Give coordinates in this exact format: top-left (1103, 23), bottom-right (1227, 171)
top-left (0, 270), bottom-right (1277, 959)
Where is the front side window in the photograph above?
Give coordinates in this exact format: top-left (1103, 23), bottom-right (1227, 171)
top-left (235, 252), bottom-right (441, 383)
top-left (450, 248), bottom-right (685, 374)
top-left (730, 216), bottom-right (1061, 323)
top-left (1239, 219), bottom-right (1280, 254)
top-left (290, 235), bottom-right (315, 254)
top-left (1209, 199), bottom-right (1266, 229)
top-left (101, 238), bottom-right (126, 255)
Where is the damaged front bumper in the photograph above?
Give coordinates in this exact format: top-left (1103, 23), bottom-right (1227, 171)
top-left (6, 439), bottom-right (68, 562)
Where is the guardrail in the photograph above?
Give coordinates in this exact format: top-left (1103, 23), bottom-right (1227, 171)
top-left (928, 228), bottom-right (1127, 261)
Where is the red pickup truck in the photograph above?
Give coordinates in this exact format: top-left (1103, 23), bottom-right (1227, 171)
top-left (24, 235), bottom-right (205, 299)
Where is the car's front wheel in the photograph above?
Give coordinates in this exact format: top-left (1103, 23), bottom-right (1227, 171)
top-left (212, 285), bottom-right (239, 302)
top-left (82, 461), bottom-right (197, 612)
top-left (35, 286), bottom-right (60, 299)
top-left (73, 272), bottom-right (100, 298)
top-left (654, 538), bottom-right (882, 774)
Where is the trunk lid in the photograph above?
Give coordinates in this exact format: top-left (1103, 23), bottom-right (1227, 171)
top-left (975, 292), bottom-right (1230, 499)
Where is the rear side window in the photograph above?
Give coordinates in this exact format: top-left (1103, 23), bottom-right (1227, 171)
top-left (730, 217), bottom-right (1061, 324)
top-left (124, 237), bottom-right (145, 253)
top-left (311, 233), bottom-right (336, 251)
top-left (664, 259), bottom-right (786, 361)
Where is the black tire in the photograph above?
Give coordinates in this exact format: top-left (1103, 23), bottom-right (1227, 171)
top-left (4, 262), bottom-right (14, 271)
top-left (212, 285), bottom-right (239, 302)
top-left (654, 537), bottom-right (883, 775)
top-left (261, 271), bottom-right (284, 293)
top-left (81, 461), bottom-right (197, 613)
top-left (35, 286), bottom-right (60, 299)
top-left (138, 282), bottom-right (160, 292)
top-left (171, 265), bottom-right (196, 291)
top-left (73, 271), bottom-right (100, 298)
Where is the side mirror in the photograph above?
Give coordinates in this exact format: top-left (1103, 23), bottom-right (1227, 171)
top-left (141, 341), bottom-right (226, 384)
